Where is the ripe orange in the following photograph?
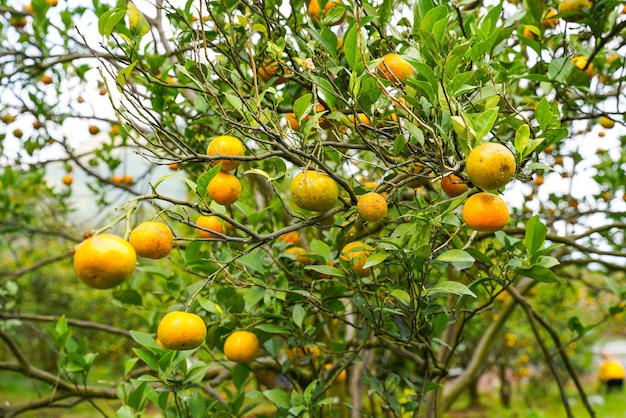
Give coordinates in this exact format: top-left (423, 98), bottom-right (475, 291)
top-left (357, 192), bottom-right (388, 222)
top-left (324, 363), bottom-right (347, 383)
top-left (570, 56), bottom-right (594, 78)
top-left (206, 136), bottom-right (245, 172)
top-left (73, 234), bottom-right (137, 289)
top-left (157, 311), bottom-right (207, 350)
top-left (288, 345), bottom-right (321, 365)
top-left (441, 174), bottom-right (469, 197)
top-left (534, 175), bottom-right (544, 186)
top-left (207, 171), bottom-right (242, 205)
top-left (558, 0), bottom-right (592, 22)
top-left (308, 0), bottom-right (345, 25)
top-left (407, 162), bottom-right (432, 188)
top-left (62, 174), bottom-right (73, 186)
top-left (111, 174), bottom-right (124, 185)
top-left (542, 8), bottom-right (559, 28)
top-left (599, 116), bottom-right (615, 129)
top-left (461, 192), bottom-right (509, 232)
top-left (286, 104), bottom-right (329, 130)
top-left (340, 241), bottom-right (373, 277)
top-left (123, 174), bottom-right (134, 185)
top-left (40, 74), bottom-right (53, 84)
top-left (129, 221), bottom-right (174, 259)
top-left (290, 170), bottom-right (338, 212)
top-left (285, 246), bottom-right (313, 265)
top-left (196, 215), bottom-right (230, 239)
top-left (466, 143), bottom-right (516, 190)
top-left (349, 113), bottom-right (371, 127)
top-left (223, 330), bottom-right (259, 363)
top-left (257, 60), bottom-right (289, 84)
top-left (168, 163), bottom-right (180, 170)
top-left (377, 54), bottom-right (414, 82)
top-left (278, 231), bottom-right (300, 245)
top-left (88, 125), bottom-right (100, 135)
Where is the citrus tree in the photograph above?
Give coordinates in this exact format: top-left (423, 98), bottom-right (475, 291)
top-left (1, 0), bottom-right (625, 417)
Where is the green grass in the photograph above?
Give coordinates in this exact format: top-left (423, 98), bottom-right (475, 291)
top-left (445, 388), bottom-right (625, 418)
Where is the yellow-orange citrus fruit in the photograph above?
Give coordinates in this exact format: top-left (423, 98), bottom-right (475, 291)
top-left (123, 174), bottom-right (134, 185)
top-left (206, 136), bottom-right (245, 172)
top-left (111, 174), bottom-right (123, 184)
top-left (407, 162), bottom-right (432, 188)
top-left (88, 125), bottom-right (100, 135)
top-left (522, 26), bottom-right (536, 40)
top-left (570, 56), bottom-right (594, 78)
top-left (40, 74), bottom-right (53, 84)
top-left (286, 104), bottom-right (329, 130)
top-left (377, 54), bottom-right (414, 81)
top-left (62, 174), bottom-right (73, 186)
top-left (466, 143), bottom-right (516, 190)
top-left (349, 113), bottom-right (371, 127)
top-left (73, 234), bottom-right (137, 289)
top-left (308, 0), bottom-right (345, 25)
top-left (599, 116), bottom-right (615, 129)
top-left (129, 221), bottom-right (174, 259)
top-left (324, 363), bottom-right (347, 383)
top-left (558, 0), bottom-right (592, 22)
top-left (441, 174), bottom-right (469, 197)
top-left (207, 171), bottom-right (242, 205)
top-left (542, 8), bottom-right (559, 28)
top-left (278, 231), bottom-right (300, 245)
top-left (290, 170), bottom-right (338, 212)
top-left (157, 311), bottom-right (207, 350)
top-left (340, 241), bottom-right (373, 277)
top-left (461, 192), bottom-right (509, 232)
top-left (288, 345), bottom-right (321, 364)
top-left (258, 60), bottom-right (289, 84)
top-left (285, 246), bottom-right (314, 265)
top-left (168, 163), bottom-right (180, 170)
top-left (357, 192), bottom-right (388, 222)
top-left (224, 330), bottom-right (259, 363)
top-left (196, 215), bottom-right (230, 239)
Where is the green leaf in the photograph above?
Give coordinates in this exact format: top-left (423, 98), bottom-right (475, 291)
top-left (98, 8), bottom-right (126, 38)
top-left (127, 381), bottom-right (147, 410)
top-left (196, 165), bottom-right (222, 200)
top-left (420, 5), bottom-right (448, 34)
top-left (304, 264), bottom-right (345, 277)
top-left (515, 266), bottom-right (557, 282)
top-left (390, 289), bottom-right (411, 306)
top-left (117, 61), bottom-right (136, 88)
top-left (474, 107), bottom-right (499, 141)
top-left (343, 24), bottom-right (358, 69)
top-left (293, 93), bottom-right (312, 122)
top-left (525, 215), bottom-right (547, 256)
top-left (127, 1), bottom-right (150, 37)
top-left (112, 289), bottom-right (143, 305)
top-left (514, 124), bottom-right (530, 156)
top-left (133, 348), bottom-right (159, 370)
top-left (362, 252), bottom-right (388, 269)
top-left (292, 304), bottom-right (306, 328)
top-left (428, 281), bottom-right (477, 298)
top-left (184, 362), bottom-right (211, 384)
top-left (130, 331), bottom-right (161, 349)
top-left (379, 0), bottom-right (392, 27)
top-left (116, 405), bottom-right (135, 418)
top-left (264, 389), bottom-right (291, 410)
top-left (435, 249), bottom-right (475, 270)
top-left (255, 323), bottom-right (288, 334)
top-left (534, 98), bottom-right (553, 131)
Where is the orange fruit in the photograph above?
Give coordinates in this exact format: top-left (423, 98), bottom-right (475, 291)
top-left (441, 174), bottom-right (469, 197)
top-left (62, 174), bottom-right (73, 186)
top-left (570, 56), bottom-right (594, 78)
top-left (522, 26), bottom-right (536, 40)
top-left (599, 116), bottom-right (615, 129)
top-left (558, 0), bottom-right (592, 22)
top-left (157, 311), bottom-right (207, 350)
top-left (73, 234), bottom-right (137, 289)
top-left (288, 345), bottom-right (321, 364)
top-left (99, 87), bottom-right (107, 95)
top-left (111, 174), bottom-right (124, 185)
top-left (285, 246), bottom-right (314, 265)
top-left (340, 241), bottom-right (373, 277)
top-left (542, 8), bottom-right (559, 28)
top-left (308, 0), bottom-right (345, 25)
top-left (286, 104), bottom-right (329, 130)
top-left (257, 60), bottom-right (289, 84)
top-left (278, 231), bottom-right (300, 245)
top-left (168, 163), bottom-right (180, 170)
top-left (598, 131), bottom-right (605, 138)
top-left (461, 192), bottom-right (509, 232)
top-left (123, 174), bottom-right (134, 185)
top-left (207, 171), bottom-right (242, 205)
top-left (407, 162), bottom-right (432, 188)
top-left (534, 175), bottom-right (544, 186)
top-left (40, 74), bottom-right (53, 84)
top-left (290, 170), bottom-right (338, 212)
top-left (357, 192), bottom-right (388, 222)
top-left (206, 136), bottom-right (245, 172)
top-left (223, 330), bottom-right (259, 363)
top-left (349, 113), bottom-right (371, 127)
top-left (377, 54), bottom-right (414, 82)
top-left (324, 363), bottom-right (347, 383)
top-left (129, 221), bottom-right (174, 259)
top-left (195, 215), bottom-right (230, 239)
top-left (466, 143), bottom-right (516, 190)
top-left (88, 125), bottom-right (100, 135)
